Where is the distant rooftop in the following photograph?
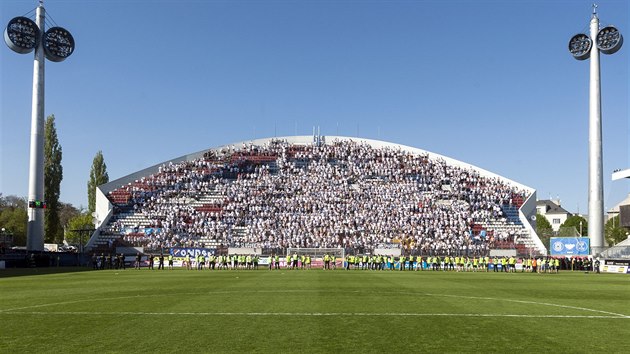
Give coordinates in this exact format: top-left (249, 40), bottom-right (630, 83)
top-left (536, 199), bottom-right (571, 215)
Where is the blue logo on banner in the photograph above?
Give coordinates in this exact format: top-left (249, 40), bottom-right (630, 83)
top-left (170, 247), bottom-right (216, 258)
top-left (550, 237), bottom-right (590, 256)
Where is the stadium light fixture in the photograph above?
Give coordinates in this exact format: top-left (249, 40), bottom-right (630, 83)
top-left (568, 4), bottom-right (623, 255)
top-left (4, 1), bottom-right (75, 251)
top-left (596, 26), bottom-right (623, 54)
top-left (4, 16), bottom-right (40, 54)
top-left (568, 33), bottom-right (592, 60)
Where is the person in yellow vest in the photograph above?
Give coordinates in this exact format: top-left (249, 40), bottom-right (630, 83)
top-left (292, 253), bottom-right (299, 269)
top-left (168, 254), bottom-right (174, 270)
top-left (286, 254), bottom-right (291, 269)
top-left (185, 254), bottom-right (191, 270)
top-left (222, 255), bottom-right (228, 270)
top-left (208, 254), bottom-right (217, 270)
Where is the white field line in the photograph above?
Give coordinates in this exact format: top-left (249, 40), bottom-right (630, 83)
top-left (0, 311), bottom-right (628, 319)
top-left (422, 293), bottom-right (630, 318)
top-left (1, 290), bottom-right (628, 319)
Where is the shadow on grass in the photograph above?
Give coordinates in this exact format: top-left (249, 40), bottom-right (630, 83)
top-left (0, 251), bottom-right (96, 278)
top-left (0, 266), bottom-right (96, 279)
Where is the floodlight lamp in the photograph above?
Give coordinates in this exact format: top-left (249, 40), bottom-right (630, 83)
top-left (596, 26), bottom-right (623, 55)
top-left (568, 33), bottom-right (592, 60)
top-left (43, 27), bottom-right (74, 62)
top-left (4, 16), bottom-right (39, 54)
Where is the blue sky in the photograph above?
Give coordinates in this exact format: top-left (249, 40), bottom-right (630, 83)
top-left (1, 0), bottom-right (628, 214)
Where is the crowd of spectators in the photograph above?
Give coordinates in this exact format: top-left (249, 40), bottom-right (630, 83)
top-left (104, 139), bottom-right (529, 256)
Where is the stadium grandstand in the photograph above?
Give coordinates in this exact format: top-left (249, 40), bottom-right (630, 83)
top-left (86, 136), bottom-right (545, 257)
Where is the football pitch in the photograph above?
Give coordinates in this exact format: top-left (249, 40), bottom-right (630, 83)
top-left (1, 268), bottom-right (629, 353)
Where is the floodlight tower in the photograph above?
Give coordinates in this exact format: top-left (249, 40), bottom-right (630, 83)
top-left (4, 0), bottom-right (74, 251)
top-left (568, 4), bottom-right (623, 255)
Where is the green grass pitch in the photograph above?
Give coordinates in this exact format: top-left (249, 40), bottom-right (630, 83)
top-left (1, 267), bottom-right (629, 353)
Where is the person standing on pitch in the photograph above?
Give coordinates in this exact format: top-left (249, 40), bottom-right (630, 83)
top-left (158, 254), bottom-right (164, 270)
top-left (135, 252), bottom-right (141, 270)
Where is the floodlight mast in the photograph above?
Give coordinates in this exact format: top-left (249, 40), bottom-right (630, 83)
top-left (569, 5), bottom-right (623, 255)
top-left (4, 1), bottom-right (74, 251)
top-left (588, 10), bottom-right (604, 254)
top-left (26, 3), bottom-right (46, 251)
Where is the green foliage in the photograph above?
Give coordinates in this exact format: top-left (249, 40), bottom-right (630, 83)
top-left (0, 194), bottom-right (27, 210)
top-left (557, 226), bottom-right (580, 237)
top-left (65, 213), bottom-right (94, 245)
top-left (0, 195), bottom-right (28, 246)
top-left (59, 202), bottom-right (82, 232)
top-left (535, 213), bottom-right (553, 250)
top-left (535, 213), bottom-right (552, 232)
top-left (560, 215), bottom-right (588, 236)
top-left (605, 215), bottom-right (628, 246)
top-left (88, 150), bottom-right (109, 213)
top-left (44, 115), bottom-right (64, 243)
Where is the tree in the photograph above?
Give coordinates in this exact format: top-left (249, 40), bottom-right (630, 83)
top-left (535, 213), bottom-right (553, 251)
top-left (44, 114), bottom-right (63, 243)
top-left (65, 213), bottom-right (94, 246)
top-left (560, 215), bottom-right (588, 237)
top-left (605, 215), bottom-right (628, 246)
top-left (59, 202), bottom-right (82, 231)
top-left (0, 195), bottom-right (28, 246)
top-left (88, 150), bottom-right (109, 213)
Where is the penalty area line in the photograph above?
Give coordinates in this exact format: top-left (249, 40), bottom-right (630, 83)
top-left (0, 311), bottom-right (629, 319)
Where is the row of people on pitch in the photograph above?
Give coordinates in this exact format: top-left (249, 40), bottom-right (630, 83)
top-left (265, 253), bottom-right (340, 270)
top-left (91, 253), bottom-right (126, 270)
top-left (182, 254), bottom-right (261, 270)
top-left (285, 253), bottom-right (312, 269)
top-left (527, 257), bottom-right (561, 273)
top-left (136, 253), bottom-right (175, 270)
top-left (343, 254), bottom-right (502, 271)
top-left (342, 255), bottom-right (562, 273)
